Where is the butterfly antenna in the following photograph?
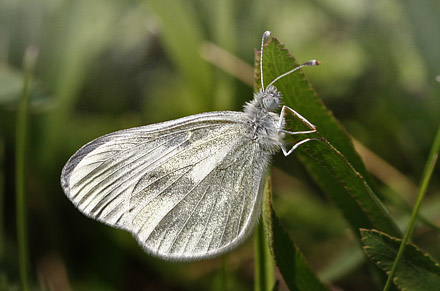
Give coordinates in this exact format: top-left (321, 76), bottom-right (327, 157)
top-left (266, 59), bottom-right (321, 89)
top-left (260, 31), bottom-right (271, 91)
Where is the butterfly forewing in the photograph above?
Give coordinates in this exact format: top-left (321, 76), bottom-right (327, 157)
top-left (61, 111), bottom-right (270, 261)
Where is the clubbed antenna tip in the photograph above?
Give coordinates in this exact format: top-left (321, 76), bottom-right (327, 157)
top-left (304, 60), bottom-right (321, 66)
top-left (263, 31), bottom-right (271, 39)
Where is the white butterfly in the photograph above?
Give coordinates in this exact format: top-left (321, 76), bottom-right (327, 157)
top-left (61, 31), bottom-right (320, 261)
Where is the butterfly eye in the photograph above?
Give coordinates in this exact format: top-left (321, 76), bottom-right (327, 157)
top-left (262, 95), bottom-right (279, 111)
top-left (261, 87), bottom-right (281, 111)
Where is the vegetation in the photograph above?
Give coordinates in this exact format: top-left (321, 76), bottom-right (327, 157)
top-left (1, 0), bottom-right (439, 290)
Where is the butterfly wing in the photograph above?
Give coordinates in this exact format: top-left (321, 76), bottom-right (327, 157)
top-left (61, 111), bottom-right (272, 261)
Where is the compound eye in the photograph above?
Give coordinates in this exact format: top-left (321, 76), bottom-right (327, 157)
top-left (263, 97), bottom-right (278, 111)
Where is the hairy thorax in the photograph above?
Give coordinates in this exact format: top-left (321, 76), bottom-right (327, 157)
top-left (243, 98), bottom-right (283, 154)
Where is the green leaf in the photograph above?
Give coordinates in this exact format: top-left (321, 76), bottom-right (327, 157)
top-left (257, 37), bottom-right (400, 238)
top-left (262, 177), bottom-right (329, 291)
top-left (361, 229), bottom-right (440, 290)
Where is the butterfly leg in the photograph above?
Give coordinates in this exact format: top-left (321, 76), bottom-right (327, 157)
top-left (281, 138), bottom-right (319, 156)
top-left (278, 105), bottom-right (317, 135)
top-left (278, 105), bottom-right (318, 156)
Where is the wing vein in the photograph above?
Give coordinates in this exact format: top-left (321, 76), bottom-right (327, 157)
top-left (78, 134), bottom-right (191, 215)
top-left (140, 151), bottom-right (227, 243)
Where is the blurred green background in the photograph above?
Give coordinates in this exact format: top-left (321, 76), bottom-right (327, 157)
top-left (1, 0), bottom-right (439, 290)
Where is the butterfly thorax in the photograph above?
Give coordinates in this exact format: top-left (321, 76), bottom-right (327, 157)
top-left (243, 85), bottom-right (283, 154)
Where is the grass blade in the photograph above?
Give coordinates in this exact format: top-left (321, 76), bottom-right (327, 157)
top-left (147, 0), bottom-right (213, 111)
top-left (382, 124), bottom-right (440, 291)
top-left (16, 46), bottom-right (38, 291)
top-left (0, 139), bottom-right (6, 290)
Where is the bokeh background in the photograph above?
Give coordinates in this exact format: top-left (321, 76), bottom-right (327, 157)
top-left (1, 0), bottom-right (439, 290)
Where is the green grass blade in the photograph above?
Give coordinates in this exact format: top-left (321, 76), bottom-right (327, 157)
top-left (16, 46), bottom-right (38, 291)
top-left (40, 0), bottom-right (120, 166)
top-left (0, 139), bottom-right (6, 290)
top-left (257, 37), bottom-right (400, 238)
top-left (0, 64), bottom-right (24, 104)
top-left (210, 0), bottom-right (236, 110)
top-left (254, 216), bottom-right (275, 291)
top-left (382, 124), bottom-right (440, 291)
top-left (361, 229), bottom-right (440, 290)
top-left (147, 0), bottom-right (213, 111)
top-left (262, 177), bottom-right (329, 291)
top-left (219, 256), bottom-right (227, 291)
top-left (0, 140), bottom-right (4, 261)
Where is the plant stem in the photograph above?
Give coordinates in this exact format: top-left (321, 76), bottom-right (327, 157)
top-left (383, 124), bottom-right (440, 291)
top-left (0, 140), bottom-right (4, 260)
top-left (254, 222), bottom-right (266, 291)
top-left (0, 140), bottom-right (6, 290)
top-left (219, 256), bottom-right (227, 291)
top-left (254, 179), bottom-right (275, 291)
top-left (16, 46), bottom-right (38, 291)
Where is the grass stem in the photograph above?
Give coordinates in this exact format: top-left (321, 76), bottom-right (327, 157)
top-left (383, 124), bottom-right (440, 291)
top-left (16, 46), bottom-right (38, 291)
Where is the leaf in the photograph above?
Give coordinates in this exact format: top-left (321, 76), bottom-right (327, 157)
top-left (262, 177), bottom-right (329, 291)
top-left (361, 229), bottom-right (440, 291)
top-left (256, 37), bottom-right (401, 238)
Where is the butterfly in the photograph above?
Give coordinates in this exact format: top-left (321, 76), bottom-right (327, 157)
top-left (61, 31), bottom-right (320, 261)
